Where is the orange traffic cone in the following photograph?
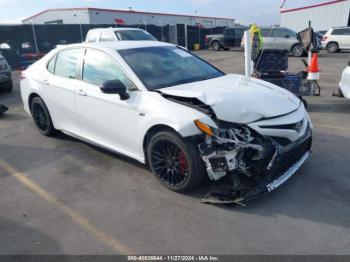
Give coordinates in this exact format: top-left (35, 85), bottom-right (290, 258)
top-left (307, 53), bottom-right (320, 80)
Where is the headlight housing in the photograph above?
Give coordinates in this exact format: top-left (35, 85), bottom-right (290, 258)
top-left (194, 119), bottom-right (256, 144)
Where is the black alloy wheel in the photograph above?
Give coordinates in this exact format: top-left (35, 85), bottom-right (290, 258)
top-left (147, 131), bottom-right (204, 192)
top-left (30, 96), bottom-right (56, 136)
top-left (151, 139), bottom-right (189, 187)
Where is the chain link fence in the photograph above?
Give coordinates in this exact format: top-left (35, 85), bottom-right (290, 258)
top-left (0, 24), bottom-right (226, 69)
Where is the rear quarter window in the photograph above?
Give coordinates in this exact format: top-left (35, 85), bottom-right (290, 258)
top-left (47, 55), bottom-right (57, 74)
top-left (332, 29), bottom-right (346, 35)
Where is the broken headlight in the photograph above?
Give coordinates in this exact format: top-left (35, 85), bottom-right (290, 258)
top-left (194, 119), bottom-right (257, 144)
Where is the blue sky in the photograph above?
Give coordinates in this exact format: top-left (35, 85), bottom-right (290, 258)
top-left (0, 0), bottom-right (325, 25)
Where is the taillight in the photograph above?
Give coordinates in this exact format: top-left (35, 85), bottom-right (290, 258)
top-left (19, 71), bottom-right (26, 81)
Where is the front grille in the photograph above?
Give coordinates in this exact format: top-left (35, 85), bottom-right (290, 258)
top-left (272, 137), bottom-right (312, 177)
top-left (260, 120), bottom-right (304, 132)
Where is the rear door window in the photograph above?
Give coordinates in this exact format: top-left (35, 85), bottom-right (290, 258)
top-left (54, 49), bottom-right (80, 79)
top-left (271, 29), bottom-right (284, 38)
top-left (332, 29), bottom-right (346, 35)
top-left (225, 29), bottom-right (235, 36)
top-left (344, 28), bottom-right (350, 35)
top-left (284, 29), bottom-right (297, 37)
top-left (235, 28), bottom-right (245, 37)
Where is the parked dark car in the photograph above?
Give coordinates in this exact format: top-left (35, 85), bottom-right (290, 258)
top-left (0, 55), bottom-right (12, 93)
top-left (205, 27), bottom-right (248, 51)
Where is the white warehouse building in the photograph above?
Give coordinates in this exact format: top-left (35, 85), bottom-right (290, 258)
top-left (281, 0), bottom-right (350, 32)
top-left (22, 7), bottom-right (235, 28)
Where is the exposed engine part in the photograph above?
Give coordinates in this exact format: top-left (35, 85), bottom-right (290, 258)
top-left (201, 129), bottom-right (312, 206)
top-left (198, 124), bottom-right (273, 181)
top-left (201, 149), bottom-right (239, 180)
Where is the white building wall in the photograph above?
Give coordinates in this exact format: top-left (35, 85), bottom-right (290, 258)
top-left (89, 10), bottom-right (234, 27)
top-left (281, 0), bottom-right (350, 32)
top-left (23, 10), bottom-right (90, 24)
top-left (23, 8), bottom-right (234, 28)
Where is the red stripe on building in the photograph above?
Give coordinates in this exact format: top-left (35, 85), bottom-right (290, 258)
top-left (280, 0), bottom-right (347, 13)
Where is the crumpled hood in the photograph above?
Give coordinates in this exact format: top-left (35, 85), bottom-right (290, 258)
top-left (160, 74), bottom-right (301, 124)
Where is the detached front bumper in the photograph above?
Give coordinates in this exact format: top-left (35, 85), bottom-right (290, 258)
top-left (200, 124), bottom-right (312, 205)
top-left (266, 151), bottom-right (309, 192)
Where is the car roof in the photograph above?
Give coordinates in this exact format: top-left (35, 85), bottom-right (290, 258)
top-left (260, 27), bottom-right (288, 30)
top-left (57, 41), bottom-right (174, 51)
top-left (89, 27), bottom-right (144, 32)
top-left (331, 26), bottom-right (350, 29)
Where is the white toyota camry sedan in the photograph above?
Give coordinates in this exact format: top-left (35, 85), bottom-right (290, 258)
top-left (20, 41), bottom-right (312, 203)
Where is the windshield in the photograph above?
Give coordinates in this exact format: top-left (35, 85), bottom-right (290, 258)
top-left (118, 46), bottom-right (224, 90)
top-left (115, 30), bottom-right (157, 41)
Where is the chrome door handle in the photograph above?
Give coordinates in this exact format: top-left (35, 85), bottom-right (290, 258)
top-left (76, 89), bottom-right (87, 96)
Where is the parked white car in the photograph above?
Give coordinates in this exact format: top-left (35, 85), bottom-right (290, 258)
top-left (20, 41), bottom-right (312, 202)
top-left (322, 27), bottom-right (350, 53)
top-left (85, 27), bottom-right (157, 43)
top-left (339, 62), bottom-right (350, 99)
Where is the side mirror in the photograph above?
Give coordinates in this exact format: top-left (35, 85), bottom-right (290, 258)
top-left (284, 34), bottom-right (290, 38)
top-left (100, 79), bottom-right (130, 100)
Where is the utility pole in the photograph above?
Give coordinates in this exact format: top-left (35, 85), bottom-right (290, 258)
top-left (30, 19), bottom-right (39, 54)
top-left (159, 20), bottom-right (163, 41)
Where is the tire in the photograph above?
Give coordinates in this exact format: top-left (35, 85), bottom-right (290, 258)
top-left (30, 96), bottom-right (56, 136)
top-left (326, 42), bottom-right (339, 53)
top-left (223, 47), bottom-right (230, 51)
top-left (147, 131), bottom-right (205, 192)
top-left (3, 80), bottom-right (13, 93)
top-left (291, 44), bottom-right (304, 57)
top-left (211, 41), bottom-right (221, 51)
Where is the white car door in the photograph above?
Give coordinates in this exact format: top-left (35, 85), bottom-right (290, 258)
top-left (75, 48), bottom-right (141, 157)
top-left (42, 48), bottom-right (82, 133)
top-left (342, 28), bottom-right (350, 49)
top-left (340, 64), bottom-right (350, 99)
top-left (332, 28), bottom-right (350, 49)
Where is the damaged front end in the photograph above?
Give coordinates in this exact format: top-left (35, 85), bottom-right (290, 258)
top-left (195, 119), bottom-right (312, 206)
top-left (160, 92), bottom-right (312, 206)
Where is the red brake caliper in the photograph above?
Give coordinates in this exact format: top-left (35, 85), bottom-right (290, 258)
top-left (178, 151), bottom-right (188, 176)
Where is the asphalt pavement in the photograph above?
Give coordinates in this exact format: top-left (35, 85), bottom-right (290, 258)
top-left (0, 50), bottom-right (349, 255)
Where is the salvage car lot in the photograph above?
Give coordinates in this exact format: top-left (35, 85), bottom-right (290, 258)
top-left (0, 50), bottom-right (350, 254)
